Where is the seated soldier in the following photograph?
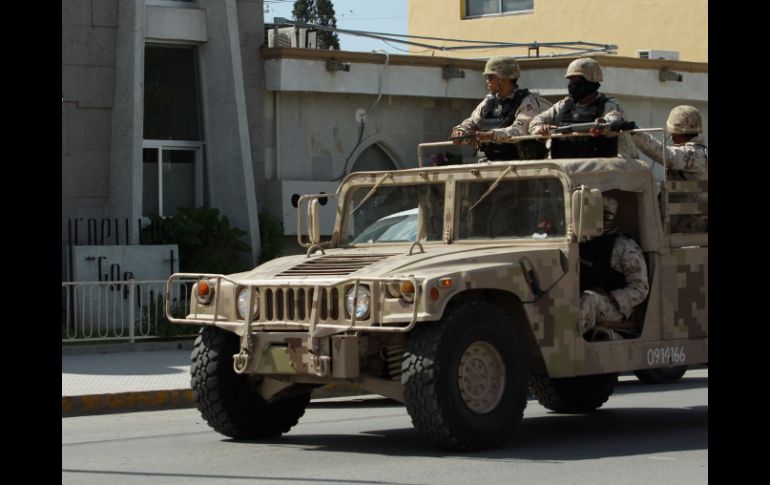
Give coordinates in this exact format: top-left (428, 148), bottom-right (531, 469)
top-left (579, 193), bottom-right (649, 340)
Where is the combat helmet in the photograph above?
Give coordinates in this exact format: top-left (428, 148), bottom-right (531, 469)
top-left (565, 57), bottom-right (603, 83)
top-left (483, 56), bottom-right (520, 80)
top-left (666, 105), bottom-right (702, 134)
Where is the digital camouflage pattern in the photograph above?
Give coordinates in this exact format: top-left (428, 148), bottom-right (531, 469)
top-left (454, 91), bottom-right (548, 141)
top-left (631, 132), bottom-right (708, 233)
top-left (666, 105), bottom-right (702, 134)
top-left (168, 155), bottom-right (707, 391)
top-left (483, 56), bottom-right (520, 80)
top-left (579, 234), bottom-right (649, 333)
top-left (565, 57), bottom-right (603, 83)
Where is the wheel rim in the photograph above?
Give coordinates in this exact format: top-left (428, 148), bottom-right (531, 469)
top-left (457, 341), bottom-right (506, 414)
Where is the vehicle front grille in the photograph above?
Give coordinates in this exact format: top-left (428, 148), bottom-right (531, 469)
top-left (262, 287), bottom-right (341, 322)
top-left (276, 254), bottom-right (397, 277)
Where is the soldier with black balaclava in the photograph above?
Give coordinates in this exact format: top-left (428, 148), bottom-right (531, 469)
top-left (451, 56), bottom-right (551, 160)
top-left (529, 57), bottom-right (625, 158)
top-left (579, 193), bottom-right (649, 340)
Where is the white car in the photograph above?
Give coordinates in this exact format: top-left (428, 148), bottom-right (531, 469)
top-left (351, 208), bottom-right (418, 244)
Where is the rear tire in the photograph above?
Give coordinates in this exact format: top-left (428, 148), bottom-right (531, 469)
top-left (530, 373), bottom-right (618, 413)
top-left (190, 326), bottom-right (310, 439)
top-left (634, 366), bottom-right (687, 384)
top-left (402, 301), bottom-right (529, 451)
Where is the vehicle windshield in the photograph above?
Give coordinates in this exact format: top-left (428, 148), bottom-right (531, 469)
top-left (345, 184), bottom-right (444, 244)
top-left (455, 177), bottom-right (566, 239)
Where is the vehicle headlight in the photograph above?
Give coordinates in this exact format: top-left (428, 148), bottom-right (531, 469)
top-left (195, 279), bottom-right (215, 305)
top-left (399, 280), bottom-right (416, 303)
top-left (345, 286), bottom-right (370, 319)
top-left (236, 287), bottom-right (259, 320)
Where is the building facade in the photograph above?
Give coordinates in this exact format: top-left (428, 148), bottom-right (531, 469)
top-left (262, 48), bottom-right (707, 246)
top-left (407, 0), bottom-right (708, 62)
top-left (62, 0), bottom-right (265, 278)
top-left (63, 2), bottom-right (708, 274)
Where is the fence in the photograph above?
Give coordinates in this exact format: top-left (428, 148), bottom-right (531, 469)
top-left (61, 279), bottom-right (196, 343)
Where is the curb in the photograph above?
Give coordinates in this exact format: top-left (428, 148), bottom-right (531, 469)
top-left (62, 383), bottom-right (367, 418)
top-left (62, 389), bottom-right (195, 417)
top-left (62, 339), bottom-right (196, 355)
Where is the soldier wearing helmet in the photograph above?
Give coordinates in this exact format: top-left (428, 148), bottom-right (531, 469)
top-left (529, 57), bottom-right (626, 158)
top-left (451, 56), bottom-right (551, 160)
top-left (579, 193), bottom-right (649, 341)
top-left (630, 105), bottom-right (708, 233)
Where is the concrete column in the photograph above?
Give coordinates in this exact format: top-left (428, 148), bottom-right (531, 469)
top-left (108, 0), bottom-right (145, 244)
top-left (198, 0), bottom-right (262, 265)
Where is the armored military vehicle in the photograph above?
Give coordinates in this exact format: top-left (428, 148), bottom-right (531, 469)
top-left (166, 134), bottom-right (707, 450)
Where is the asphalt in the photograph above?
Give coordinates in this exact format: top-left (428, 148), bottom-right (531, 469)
top-left (61, 340), bottom-right (366, 418)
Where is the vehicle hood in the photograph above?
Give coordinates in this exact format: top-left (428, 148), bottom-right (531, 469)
top-left (232, 243), bottom-right (566, 284)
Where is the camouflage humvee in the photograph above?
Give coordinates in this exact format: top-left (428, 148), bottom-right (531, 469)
top-left (166, 144), bottom-right (707, 451)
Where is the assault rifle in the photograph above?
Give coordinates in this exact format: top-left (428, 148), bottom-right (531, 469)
top-left (553, 120), bottom-right (638, 134)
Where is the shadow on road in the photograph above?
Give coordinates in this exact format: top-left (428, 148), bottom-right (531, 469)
top-left (251, 398), bottom-right (707, 461)
top-left (614, 376), bottom-right (708, 395)
top-left (308, 375), bottom-right (709, 408)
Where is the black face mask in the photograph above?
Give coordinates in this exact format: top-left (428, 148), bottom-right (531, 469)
top-left (568, 78), bottom-right (600, 101)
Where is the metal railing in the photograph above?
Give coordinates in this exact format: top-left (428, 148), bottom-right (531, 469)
top-left (61, 279), bottom-right (194, 343)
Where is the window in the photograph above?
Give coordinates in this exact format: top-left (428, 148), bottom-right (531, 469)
top-left (345, 184), bottom-right (445, 244)
top-left (143, 44), bottom-right (205, 217)
top-left (143, 45), bottom-right (202, 141)
top-left (142, 143), bottom-right (203, 217)
top-left (466, 0), bottom-right (533, 17)
top-left (455, 178), bottom-right (565, 240)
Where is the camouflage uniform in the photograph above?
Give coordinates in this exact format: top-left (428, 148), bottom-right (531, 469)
top-left (528, 96), bottom-right (625, 134)
top-left (631, 133), bottom-right (708, 233)
top-left (455, 91), bottom-right (544, 142)
top-left (580, 233), bottom-right (649, 335)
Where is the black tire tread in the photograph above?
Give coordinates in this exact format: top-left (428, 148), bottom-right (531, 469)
top-left (191, 326), bottom-right (310, 439)
top-left (530, 373), bottom-right (617, 413)
top-left (402, 301), bottom-right (528, 451)
top-left (634, 365), bottom-right (687, 384)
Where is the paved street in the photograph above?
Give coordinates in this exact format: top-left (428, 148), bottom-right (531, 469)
top-left (62, 369), bottom-right (707, 484)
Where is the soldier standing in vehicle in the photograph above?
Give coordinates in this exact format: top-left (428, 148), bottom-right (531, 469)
top-left (580, 193), bottom-right (649, 340)
top-left (630, 105), bottom-right (708, 233)
top-left (451, 56), bottom-right (551, 160)
top-left (529, 57), bottom-right (625, 158)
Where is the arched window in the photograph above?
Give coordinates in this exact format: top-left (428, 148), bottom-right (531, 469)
top-left (350, 144), bottom-right (397, 173)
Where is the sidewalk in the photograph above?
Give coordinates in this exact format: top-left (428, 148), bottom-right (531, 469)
top-left (61, 341), bottom-right (364, 417)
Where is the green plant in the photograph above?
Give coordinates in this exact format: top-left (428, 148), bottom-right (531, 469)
top-left (142, 207), bottom-right (252, 274)
top-left (258, 210), bottom-right (285, 264)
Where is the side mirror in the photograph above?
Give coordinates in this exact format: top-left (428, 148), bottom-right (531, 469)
top-left (308, 199), bottom-right (320, 244)
top-left (572, 186), bottom-right (604, 241)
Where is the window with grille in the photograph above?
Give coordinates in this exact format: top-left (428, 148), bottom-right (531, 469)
top-left (466, 0), bottom-right (534, 17)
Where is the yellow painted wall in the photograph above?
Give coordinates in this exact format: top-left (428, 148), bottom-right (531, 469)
top-left (408, 0), bottom-right (707, 62)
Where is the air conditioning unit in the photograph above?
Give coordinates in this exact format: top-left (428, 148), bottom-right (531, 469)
top-left (637, 49), bottom-right (679, 61)
top-left (268, 26), bottom-right (296, 48)
top-left (266, 180), bottom-right (340, 235)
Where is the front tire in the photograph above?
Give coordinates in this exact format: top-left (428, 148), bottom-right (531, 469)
top-left (402, 301), bottom-right (529, 451)
top-left (190, 326), bottom-right (311, 439)
top-left (634, 366), bottom-right (687, 384)
top-left (530, 373), bottom-right (618, 413)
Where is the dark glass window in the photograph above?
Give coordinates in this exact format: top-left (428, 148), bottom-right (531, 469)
top-left (143, 45), bottom-right (202, 140)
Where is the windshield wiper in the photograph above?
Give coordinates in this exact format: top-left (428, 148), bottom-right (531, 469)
top-left (469, 166), bottom-right (514, 212)
top-left (351, 172), bottom-right (393, 214)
